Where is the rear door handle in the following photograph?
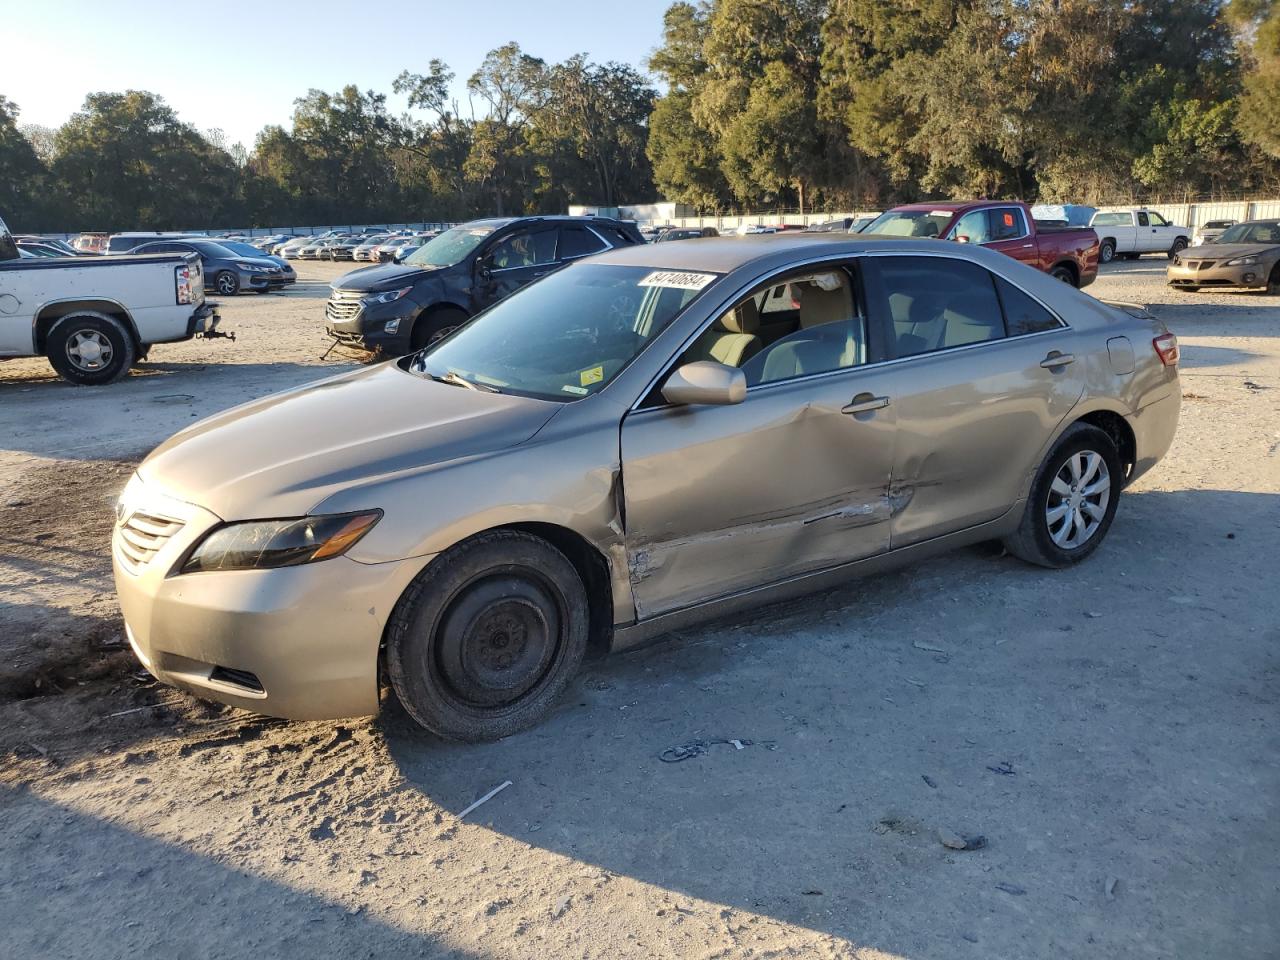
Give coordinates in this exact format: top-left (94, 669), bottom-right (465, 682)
top-left (842, 394), bottom-right (891, 415)
top-left (1040, 352), bottom-right (1075, 369)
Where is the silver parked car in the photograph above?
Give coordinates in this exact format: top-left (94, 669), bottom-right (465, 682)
top-left (113, 236), bottom-right (1180, 740)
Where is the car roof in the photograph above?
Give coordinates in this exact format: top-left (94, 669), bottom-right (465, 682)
top-left (590, 233), bottom-right (990, 272)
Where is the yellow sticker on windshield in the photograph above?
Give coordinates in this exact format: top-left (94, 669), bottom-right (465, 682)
top-left (580, 366), bottom-right (604, 386)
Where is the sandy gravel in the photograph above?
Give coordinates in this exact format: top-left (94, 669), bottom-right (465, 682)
top-left (1, 256), bottom-right (1277, 959)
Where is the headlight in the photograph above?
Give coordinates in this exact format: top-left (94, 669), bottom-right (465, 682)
top-left (179, 511), bottom-right (382, 574)
top-left (363, 286), bottom-right (413, 305)
top-left (235, 261), bottom-right (264, 271)
top-left (1225, 255), bottom-right (1259, 266)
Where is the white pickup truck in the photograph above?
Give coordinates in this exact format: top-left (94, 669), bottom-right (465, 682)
top-left (1089, 209), bottom-right (1192, 263)
top-left (0, 215), bottom-right (226, 384)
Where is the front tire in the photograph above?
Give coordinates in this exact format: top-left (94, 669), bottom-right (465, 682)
top-left (214, 270), bottom-right (240, 296)
top-left (1003, 423), bottom-right (1121, 569)
top-left (1168, 238), bottom-right (1188, 259)
top-left (45, 312), bottom-right (136, 385)
top-left (411, 306), bottom-right (469, 352)
top-left (386, 531), bottom-right (589, 741)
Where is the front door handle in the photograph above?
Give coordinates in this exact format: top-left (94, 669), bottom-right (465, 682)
top-left (1021, 243), bottom-right (1034, 249)
top-left (842, 393), bottom-right (891, 415)
top-left (1040, 352), bottom-right (1075, 369)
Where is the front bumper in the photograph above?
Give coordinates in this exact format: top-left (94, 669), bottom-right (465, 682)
top-left (324, 296), bottom-right (416, 353)
top-left (111, 481), bottom-right (429, 720)
top-left (1167, 258), bottom-right (1269, 289)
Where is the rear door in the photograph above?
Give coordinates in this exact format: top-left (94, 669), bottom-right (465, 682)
top-left (977, 206), bottom-right (1041, 269)
top-left (860, 253), bottom-right (1085, 546)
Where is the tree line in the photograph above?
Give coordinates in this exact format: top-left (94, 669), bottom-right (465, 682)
top-left (2, 0), bottom-right (1278, 233)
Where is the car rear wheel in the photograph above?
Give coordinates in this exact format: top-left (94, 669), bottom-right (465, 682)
top-left (1049, 265), bottom-right (1077, 286)
top-left (1267, 266), bottom-right (1280, 296)
top-left (411, 307), bottom-right (469, 351)
top-left (1003, 423), bottom-right (1121, 569)
top-left (1099, 240), bottom-right (1116, 264)
top-left (386, 530), bottom-right (589, 741)
top-left (1168, 238), bottom-right (1188, 259)
top-left (215, 270), bottom-right (240, 295)
top-left (45, 312), bottom-right (136, 385)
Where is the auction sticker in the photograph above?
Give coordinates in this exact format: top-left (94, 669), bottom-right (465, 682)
top-left (638, 270), bottom-right (717, 291)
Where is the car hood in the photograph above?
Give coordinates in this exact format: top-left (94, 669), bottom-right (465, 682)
top-left (1185, 242), bottom-right (1280, 259)
top-left (332, 262), bottom-right (448, 291)
top-left (137, 362), bottom-right (560, 520)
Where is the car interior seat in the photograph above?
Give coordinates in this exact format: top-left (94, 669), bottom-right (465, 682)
top-left (745, 275), bottom-right (862, 384)
top-left (691, 299), bottom-right (763, 368)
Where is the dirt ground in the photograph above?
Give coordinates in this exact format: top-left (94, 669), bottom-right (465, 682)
top-left (1, 255), bottom-right (1277, 959)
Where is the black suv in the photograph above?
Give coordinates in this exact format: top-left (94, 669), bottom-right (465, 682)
top-left (324, 215), bottom-right (644, 353)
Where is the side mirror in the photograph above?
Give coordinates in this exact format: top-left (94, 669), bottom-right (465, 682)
top-left (661, 361), bottom-right (746, 407)
top-left (955, 234), bottom-right (970, 243)
top-left (477, 254), bottom-right (494, 280)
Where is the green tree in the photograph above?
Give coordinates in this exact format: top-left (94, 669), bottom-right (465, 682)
top-left (1231, 0), bottom-right (1280, 158)
top-left (0, 97), bottom-right (48, 228)
top-left (50, 91), bottom-right (243, 229)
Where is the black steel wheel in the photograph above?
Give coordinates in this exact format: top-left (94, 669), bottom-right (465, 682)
top-left (386, 530), bottom-right (589, 741)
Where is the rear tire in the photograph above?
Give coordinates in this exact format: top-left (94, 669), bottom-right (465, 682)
top-left (1099, 240), bottom-right (1116, 264)
top-left (1049, 265), bottom-right (1077, 286)
top-left (45, 312), bottom-right (136, 385)
top-left (386, 531), bottom-right (589, 742)
top-left (1003, 423), bottom-right (1121, 569)
top-left (1267, 266), bottom-right (1280, 296)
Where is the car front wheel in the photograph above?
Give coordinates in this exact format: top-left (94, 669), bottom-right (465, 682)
top-left (1004, 423), bottom-right (1122, 569)
top-left (215, 270), bottom-right (240, 295)
top-left (386, 530), bottom-right (589, 741)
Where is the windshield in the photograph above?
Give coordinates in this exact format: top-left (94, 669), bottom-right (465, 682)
top-left (1217, 222), bottom-right (1280, 244)
top-left (862, 209), bottom-right (954, 238)
top-left (403, 224), bottom-right (497, 268)
top-left (409, 263), bottom-right (716, 401)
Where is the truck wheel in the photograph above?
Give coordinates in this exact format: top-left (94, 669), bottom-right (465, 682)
top-left (1180, 285), bottom-right (1202, 293)
top-left (385, 530), bottom-right (589, 741)
top-left (45, 312), bottom-right (137, 386)
top-left (1049, 265), bottom-right (1077, 286)
top-left (214, 271), bottom-right (240, 295)
top-left (411, 307), bottom-right (469, 351)
top-left (1168, 238), bottom-right (1188, 259)
top-left (1099, 240), bottom-right (1116, 264)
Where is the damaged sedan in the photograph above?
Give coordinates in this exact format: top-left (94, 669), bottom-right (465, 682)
top-left (113, 236), bottom-right (1181, 741)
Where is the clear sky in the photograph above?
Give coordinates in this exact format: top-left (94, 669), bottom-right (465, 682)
top-left (5, 0), bottom-right (674, 149)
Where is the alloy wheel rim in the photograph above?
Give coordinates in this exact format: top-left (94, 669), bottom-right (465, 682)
top-left (1046, 450), bottom-right (1110, 549)
top-left (65, 329), bottom-right (113, 371)
top-left (217, 274), bottom-right (236, 294)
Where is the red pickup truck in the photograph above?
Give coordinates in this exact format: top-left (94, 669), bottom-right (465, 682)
top-left (862, 201), bottom-right (1099, 288)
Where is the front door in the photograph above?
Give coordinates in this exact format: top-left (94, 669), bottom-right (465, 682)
top-left (861, 254), bottom-right (1085, 547)
top-left (620, 265), bottom-right (897, 620)
top-left (475, 225), bottom-right (558, 309)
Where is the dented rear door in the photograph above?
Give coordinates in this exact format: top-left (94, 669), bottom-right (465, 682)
top-left (619, 368), bottom-right (898, 620)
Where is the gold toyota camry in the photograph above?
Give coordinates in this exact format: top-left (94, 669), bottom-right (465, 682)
top-left (114, 236), bottom-right (1181, 740)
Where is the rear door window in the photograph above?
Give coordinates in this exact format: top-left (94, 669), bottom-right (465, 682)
top-left (864, 256), bottom-right (1006, 358)
top-left (994, 276), bottom-right (1062, 336)
top-left (558, 226), bottom-right (609, 260)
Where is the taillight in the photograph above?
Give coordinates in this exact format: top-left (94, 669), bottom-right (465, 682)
top-left (175, 264), bottom-right (193, 305)
top-left (1153, 332), bottom-right (1179, 366)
